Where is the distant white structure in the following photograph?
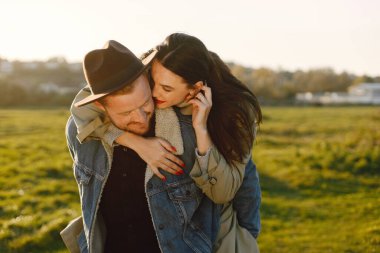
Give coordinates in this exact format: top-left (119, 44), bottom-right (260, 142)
top-left (0, 60), bottom-right (13, 73)
top-left (68, 63), bottom-right (82, 71)
top-left (23, 62), bottom-right (39, 70)
top-left (39, 82), bottom-right (78, 95)
top-left (296, 83), bottom-right (380, 105)
top-left (45, 62), bottom-right (60, 70)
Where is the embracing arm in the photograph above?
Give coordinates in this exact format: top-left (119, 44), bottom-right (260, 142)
top-left (116, 133), bottom-right (185, 180)
top-left (70, 88), bottom-right (184, 178)
top-left (70, 87), bottom-right (124, 145)
top-left (70, 87), bottom-right (150, 148)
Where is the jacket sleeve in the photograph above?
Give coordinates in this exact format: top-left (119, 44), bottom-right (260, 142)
top-left (70, 87), bottom-right (124, 146)
top-left (232, 159), bottom-right (261, 238)
top-left (189, 146), bottom-right (251, 204)
top-left (189, 108), bottom-right (258, 204)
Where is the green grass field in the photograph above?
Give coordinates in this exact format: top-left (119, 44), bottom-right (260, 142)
top-left (0, 107), bottom-right (379, 253)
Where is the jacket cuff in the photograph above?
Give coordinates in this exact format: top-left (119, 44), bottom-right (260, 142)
top-left (103, 124), bottom-right (125, 147)
top-left (76, 116), bottom-right (103, 144)
top-left (192, 147), bottom-right (212, 175)
top-left (190, 146), bottom-right (218, 186)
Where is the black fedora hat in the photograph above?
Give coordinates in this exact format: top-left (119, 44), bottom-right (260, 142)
top-left (74, 40), bottom-right (157, 107)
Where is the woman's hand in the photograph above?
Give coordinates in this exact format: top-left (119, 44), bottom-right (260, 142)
top-left (188, 85), bottom-right (212, 131)
top-left (116, 133), bottom-right (185, 181)
top-left (188, 85), bottom-right (213, 155)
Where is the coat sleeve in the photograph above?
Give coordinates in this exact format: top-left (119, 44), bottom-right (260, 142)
top-left (189, 146), bottom-right (251, 204)
top-left (70, 87), bottom-right (124, 146)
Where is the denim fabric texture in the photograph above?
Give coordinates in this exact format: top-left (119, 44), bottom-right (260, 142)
top-left (65, 108), bottom-right (261, 253)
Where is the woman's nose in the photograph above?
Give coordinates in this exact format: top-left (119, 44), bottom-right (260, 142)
top-left (152, 84), bottom-right (159, 98)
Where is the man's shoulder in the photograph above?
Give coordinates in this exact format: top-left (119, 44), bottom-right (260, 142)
top-left (65, 116), bottom-right (78, 145)
top-left (65, 115), bottom-right (105, 149)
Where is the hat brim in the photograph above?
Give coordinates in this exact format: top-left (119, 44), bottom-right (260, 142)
top-left (74, 50), bottom-right (157, 107)
top-left (142, 49), bottom-right (157, 65)
top-left (73, 92), bottom-right (110, 107)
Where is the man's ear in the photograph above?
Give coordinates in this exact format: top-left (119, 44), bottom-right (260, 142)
top-left (94, 101), bottom-right (105, 111)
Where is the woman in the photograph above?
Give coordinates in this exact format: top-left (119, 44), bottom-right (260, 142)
top-left (72, 33), bottom-right (262, 252)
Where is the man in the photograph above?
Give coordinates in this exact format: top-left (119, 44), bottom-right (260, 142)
top-left (62, 40), bottom-right (261, 253)
top-left (62, 40), bottom-right (169, 252)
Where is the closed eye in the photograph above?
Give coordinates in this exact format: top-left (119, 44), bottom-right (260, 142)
top-left (161, 84), bottom-right (173, 92)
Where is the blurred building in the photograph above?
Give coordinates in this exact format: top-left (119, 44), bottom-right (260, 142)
top-left (296, 83), bottom-right (380, 105)
top-left (0, 60), bottom-right (13, 73)
top-left (39, 82), bottom-right (78, 95)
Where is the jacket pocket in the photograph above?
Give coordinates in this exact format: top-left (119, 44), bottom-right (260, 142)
top-left (74, 162), bottom-right (94, 185)
top-left (167, 179), bottom-right (204, 226)
top-left (167, 180), bottom-right (202, 202)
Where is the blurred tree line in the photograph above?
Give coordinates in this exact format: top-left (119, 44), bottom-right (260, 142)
top-left (0, 57), bottom-right (84, 107)
top-left (0, 57), bottom-right (379, 107)
top-left (228, 63), bottom-right (380, 104)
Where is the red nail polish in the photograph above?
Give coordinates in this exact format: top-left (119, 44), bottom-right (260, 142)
top-left (172, 146), bottom-right (177, 152)
top-left (162, 177), bottom-right (166, 181)
top-left (176, 170), bottom-right (184, 175)
top-left (181, 163), bottom-right (186, 167)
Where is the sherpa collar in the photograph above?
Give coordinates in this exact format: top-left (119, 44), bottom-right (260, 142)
top-left (145, 107), bottom-right (185, 185)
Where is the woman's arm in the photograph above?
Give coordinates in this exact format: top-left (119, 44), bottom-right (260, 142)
top-left (190, 147), bottom-right (250, 204)
top-left (70, 88), bottom-right (184, 179)
top-left (70, 87), bottom-right (115, 144)
top-left (116, 133), bottom-right (185, 180)
top-left (188, 85), bottom-right (254, 203)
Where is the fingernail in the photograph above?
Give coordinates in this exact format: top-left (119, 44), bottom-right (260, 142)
top-left (181, 163), bottom-right (185, 168)
top-left (176, 170), bottom-right (184, 175)
top-left (162, 177), bottom-right (166, 182)
top-left (172, 146), bottom-right (177, 152)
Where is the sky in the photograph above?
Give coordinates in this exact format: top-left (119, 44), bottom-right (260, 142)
top-left (1, 0), bottom-right (379, 76)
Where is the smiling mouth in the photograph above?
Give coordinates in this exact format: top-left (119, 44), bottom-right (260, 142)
top-left (154, 98), bottom-right (165, 104)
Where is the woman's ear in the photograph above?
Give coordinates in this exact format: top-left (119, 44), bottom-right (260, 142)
top-left (192, 81), bottom-right (204, 95)
top-left (185, 81), bottom-right (204, 102)
top-left (194, 81), bottom-right (204, 89)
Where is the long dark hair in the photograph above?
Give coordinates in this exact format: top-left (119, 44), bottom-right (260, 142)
top-left (143, 33), bottom-right (262, 167)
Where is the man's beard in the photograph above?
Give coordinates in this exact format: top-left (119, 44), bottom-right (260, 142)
top-left (105, 111), bottom-right (152, 136)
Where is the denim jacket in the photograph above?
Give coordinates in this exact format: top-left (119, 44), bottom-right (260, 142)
top-left (64, 104), bottom-right (261, 253)
top-left (66, 114), bottom-right (224, 253)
